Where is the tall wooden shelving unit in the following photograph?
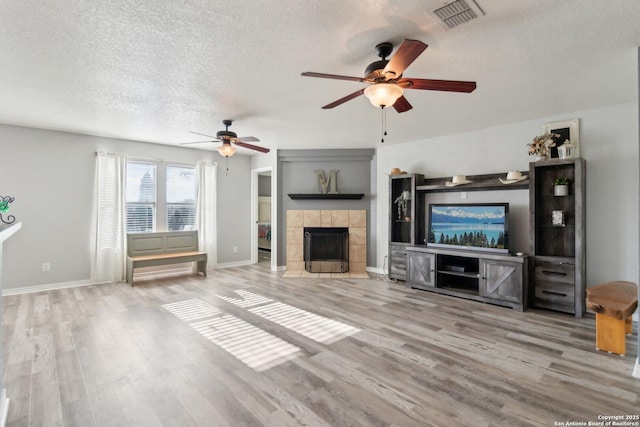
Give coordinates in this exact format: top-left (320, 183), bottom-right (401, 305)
top-left (529, 158), bottom-right (586, 317)
top-left (388, 173), bottom-right (424, 280)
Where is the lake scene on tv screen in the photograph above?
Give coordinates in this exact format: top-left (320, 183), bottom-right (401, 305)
top-left (429, 205), bottom-right (506, 249)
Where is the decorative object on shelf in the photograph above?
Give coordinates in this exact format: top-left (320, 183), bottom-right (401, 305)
top-left (557, 141), bottom-right (576, 159)
top-left (499, 170), bottom-right (528, 184)
top-left (0, 196), bottom-right (16, 225)
top-left (527, 132), bottom-right (558, 160)
top-left (394, 190), bottom-right (411, 220)
top-left (552, 210), bottom-right (565, 226)
top-left (543, 118), bottom-right (580, 158)
top-left (444, 175), bottom-right (473, 187)
top-left (389, 167), bottom-right (407, 175)
top-left (553, 178), bottom-right (570, 196)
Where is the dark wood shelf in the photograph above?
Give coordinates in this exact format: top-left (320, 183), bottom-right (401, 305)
top-left (416, 171), bottom-right (529, 193)
top-left (438, 270), bottom-right (480, 279)
top-left (288, 193), bottom-right (364, 200)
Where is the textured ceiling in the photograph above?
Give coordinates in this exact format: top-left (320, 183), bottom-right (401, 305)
top-left (1, 0), bottom-right (639, 153)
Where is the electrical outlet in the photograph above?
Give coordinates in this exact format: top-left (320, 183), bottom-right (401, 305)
top-left (233, 246), bottom-right (239, 253)
top-left (42, 262), bottom-right (50, 272)
top-left (460, 191), bottom-right (467, 200)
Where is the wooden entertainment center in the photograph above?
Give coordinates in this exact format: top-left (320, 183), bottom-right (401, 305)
top-left (389, 158), bottom-right (585, 316)
top-left (405, 245), bottom-right (528, 311)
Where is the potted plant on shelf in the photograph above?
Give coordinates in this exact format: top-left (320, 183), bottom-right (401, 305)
top-left (394, 190), bottom-right (411, 220)
top-left (553, 178), bottom-right (570, 196)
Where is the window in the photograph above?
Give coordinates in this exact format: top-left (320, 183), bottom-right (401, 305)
top-left (166, 165), bottom-right (196, 231)
top-left (126, 162), bottom-right (156, 232)
top-left (125, 161), bottom-right (197, 233)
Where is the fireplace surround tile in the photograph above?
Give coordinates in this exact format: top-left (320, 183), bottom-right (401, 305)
top-left (287, 210), bottom-right (304, 227)
top-left (286, 227), bottom-right (303, 245)
top-left (320, 210), bottom-right (333, 227)
top-left (349, 210), bottom-right (366, 227)
top-left (350, 244), bottom-right (366, 263)
top-left (303, 210), bottom-right (321, 227)
top-left (349, 227), bottom-right (366, 245)
top-left (331, 210), bottom-right (349, 227)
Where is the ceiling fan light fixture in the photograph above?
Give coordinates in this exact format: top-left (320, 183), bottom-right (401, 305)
top-left (364, 83), bottom-right (403, 108)
top-left (217, 142), bottom-right (236, 157)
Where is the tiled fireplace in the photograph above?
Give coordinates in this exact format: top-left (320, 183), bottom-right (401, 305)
top-left (285, 210), bottom-right (368, 278)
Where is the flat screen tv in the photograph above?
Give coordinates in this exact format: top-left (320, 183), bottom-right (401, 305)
top-left (427, 203), bottom-right (509, 253)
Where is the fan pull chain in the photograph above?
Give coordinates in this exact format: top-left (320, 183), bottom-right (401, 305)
top-left (225, 157), bottom-right (230, 175)
top-left (380, 106), bottom-right (387, 143)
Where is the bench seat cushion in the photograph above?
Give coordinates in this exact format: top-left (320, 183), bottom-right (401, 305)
top-left (586, 281), bottom-right (638, 320)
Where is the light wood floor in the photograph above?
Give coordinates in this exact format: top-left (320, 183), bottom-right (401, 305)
top-left (2, 261), bottom-right (638, 426)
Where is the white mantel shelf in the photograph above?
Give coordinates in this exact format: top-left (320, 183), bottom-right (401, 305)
top-left (0, 222), bottom-right (21, 244)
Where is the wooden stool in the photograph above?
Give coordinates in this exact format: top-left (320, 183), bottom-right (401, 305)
top-left (585, 281), bottom-right (638, 356)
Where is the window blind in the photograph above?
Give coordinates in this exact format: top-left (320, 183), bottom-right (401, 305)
top-left (126, 162), bottom-right (156, 232)
top-left (166, 164), bottom-right (197, 231)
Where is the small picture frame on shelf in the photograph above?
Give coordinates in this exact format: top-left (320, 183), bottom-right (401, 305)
top-left (543, 119), bottom-right (580, 159)
top-left (552, 210), bottom-right (565, 226)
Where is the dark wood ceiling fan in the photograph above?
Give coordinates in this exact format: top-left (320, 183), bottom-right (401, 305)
top-left (301, 39), bottom-right (477, 113)
top-left (182, 119), bottom-right (270, 155)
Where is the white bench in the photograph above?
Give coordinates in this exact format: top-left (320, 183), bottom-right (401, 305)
top-left (126, 231), bottom-right (207, 285)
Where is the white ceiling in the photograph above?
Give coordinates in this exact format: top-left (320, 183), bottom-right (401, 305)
top-left (1, 0), bottom-right (639, 153)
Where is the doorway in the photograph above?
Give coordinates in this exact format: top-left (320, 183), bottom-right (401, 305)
top-left (251, 166), bottom-right (275, 269)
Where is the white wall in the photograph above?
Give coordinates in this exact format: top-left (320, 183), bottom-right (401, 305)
top-left (216, 154), bottom-right (252, 266)
top-left (0, 124), bottom-right (252, 290)
top-left (377, 102), bottom-right (639, 288)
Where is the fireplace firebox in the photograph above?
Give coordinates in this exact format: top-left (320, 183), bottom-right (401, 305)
top-left (304, 227), bottom-right (349, 273)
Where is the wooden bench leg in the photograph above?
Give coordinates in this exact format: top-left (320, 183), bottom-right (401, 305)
top-left (595, 313), bottom-right (626, 356)
top-left (625, 316), bottom-right (632, 335)
top-left (197, 260), bottom-right (207, 277)
top-left (127, 260), bottom-right (134, 286)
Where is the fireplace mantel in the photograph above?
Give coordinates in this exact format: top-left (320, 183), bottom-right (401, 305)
top-left (288, 193), bottom-right (364, 200)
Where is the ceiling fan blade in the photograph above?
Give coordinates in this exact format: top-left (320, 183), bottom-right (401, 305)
top-left (301, 72), bottom-right (365, 82)
top-left (236, 136), bottom-right (260, 143)
top-left (180, 140), bottom-right (216, 145)
top-left (383, 39), bottom-right (428, 78)
top-left (393, 96), bottom-right (413, 113)
top-left (188, 130), bottom-right (219, 139)
top-left (321, 88), bottom-right (366, 109)
top-left (400, 78), bottom-right (476, 93)
top-left (233, 141), bottom-right (270, 153)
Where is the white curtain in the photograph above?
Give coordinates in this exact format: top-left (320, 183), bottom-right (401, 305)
top-left (196, 161), bottom-right (217, 269)
top-left (91, 152), bottom-right (127, 283)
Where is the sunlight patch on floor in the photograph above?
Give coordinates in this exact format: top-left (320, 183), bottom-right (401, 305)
top-left (249, 301), bottom-right (360, 344)
top-left (161, 299), bottom-right (222, 321)
top-left (190, 315), bottom-right (302, 371)
top-left (162, 298), bottom-right (301, 371)
top-left (216, 290), bottom-right (273, 307)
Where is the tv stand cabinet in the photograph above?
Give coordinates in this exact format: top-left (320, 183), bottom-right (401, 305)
top-left (406, 246), bottom-right (529, 311)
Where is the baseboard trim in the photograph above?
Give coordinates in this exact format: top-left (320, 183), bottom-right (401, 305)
top-left (2, 279), bottom-right (96, 296)
top-left (216, 260), bottom-right (253, 269)
top-left (633, 358), bottom-right (640, 379)
top-left (367, 266), bottom-right (385, 275)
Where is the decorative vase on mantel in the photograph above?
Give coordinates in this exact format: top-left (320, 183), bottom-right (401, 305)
top-left (535, 154), bottom-right (548, 162)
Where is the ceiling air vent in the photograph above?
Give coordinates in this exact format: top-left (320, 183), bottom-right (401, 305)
top-left (428, 0), bottom-right (485, 29)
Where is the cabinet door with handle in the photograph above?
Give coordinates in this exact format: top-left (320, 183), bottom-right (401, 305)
top-left (479, 259), bottom-right (523, 303)
top-left (407, 251), bottom-right (435, 288)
